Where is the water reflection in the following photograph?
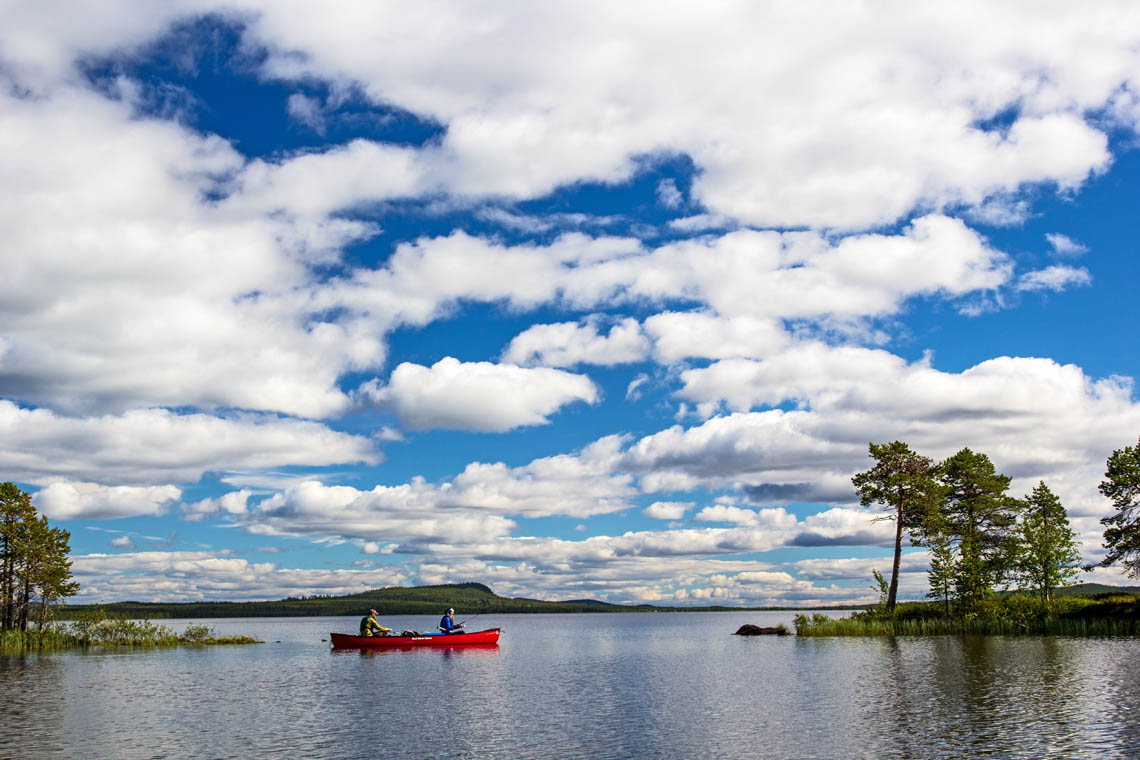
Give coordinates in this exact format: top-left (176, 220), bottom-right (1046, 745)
top-left (3, 615), bottom-right (1139, 759)
top-left (334, 644), bottom-right (501, 659)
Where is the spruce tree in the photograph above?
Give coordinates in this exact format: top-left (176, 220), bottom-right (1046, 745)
top-left (1014, 481), bottom-right (1080, 606)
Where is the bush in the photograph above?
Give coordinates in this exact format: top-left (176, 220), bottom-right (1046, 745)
top-left (180, 623), bottom-right (215, 643)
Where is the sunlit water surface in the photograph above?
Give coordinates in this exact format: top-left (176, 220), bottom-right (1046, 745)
top-left (3, 611), bottom-right (1139, 759)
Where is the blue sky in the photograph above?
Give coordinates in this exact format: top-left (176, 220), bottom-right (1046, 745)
top-left (3, 3), bottom-right (1140, 605)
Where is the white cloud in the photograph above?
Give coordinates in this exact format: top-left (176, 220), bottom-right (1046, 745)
top-left (635, 346), bottom-right (1139, 520)
top-left (243, 2), bottom-right (1132, 228)
top-left (0, 82), bottom-right (383, 418)
top-left (0, 402), bottom-right (378, 486)
top-left (625, 373), bottom-right (649, 401)
top-left (359, 357), bottom-right (599, 432)
top-left (33, 482), bottom-right (181, 520)
top-left (70, 550), bottom-right (412, 603)
top-left (643, 501), bottom-right (693, 520)
top-left (182, 489), bottom-right (253, 522)
top-left (285, 92), bottom-right (326, 133)
top-left (646, 312), bottom-right (789, 363)
top-left (109, 535), bottom-right (137, 549)
top-left (1016, 265), bottom-right (1092, 292)
top-left (240, 436), bottom-right (635, 542)
top-left (502, 317), bottom-right (649, 367)
top-left (655, 179), bottom-right (683, 209)
top-left (1045, 232), bottom-right (1089, 257)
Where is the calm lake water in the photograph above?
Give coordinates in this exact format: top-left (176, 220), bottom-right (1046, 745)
top-left (3, 610), bottom-right (1139, 759)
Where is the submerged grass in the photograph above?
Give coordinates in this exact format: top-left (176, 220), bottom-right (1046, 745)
top-left (1, 617), bottom-right (261, 654)
top-left (795, 593), bottom-right (1140, 637)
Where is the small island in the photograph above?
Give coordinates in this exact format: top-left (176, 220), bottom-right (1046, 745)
top-left (797, 437), bottom-right (1140, 637)
top-left (1, 482), bottom-right (259, 652)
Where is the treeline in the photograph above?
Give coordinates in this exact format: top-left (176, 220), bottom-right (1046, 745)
top-left (1, 482), bottom-right (78, 632)
top-left (854, 436), bottom-right (1140, 618)
top-left (55, 580), bottom-right (861, 620)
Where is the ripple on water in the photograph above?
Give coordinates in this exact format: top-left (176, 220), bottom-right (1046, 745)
top-left (3, 615), bottom-right (1139, 759)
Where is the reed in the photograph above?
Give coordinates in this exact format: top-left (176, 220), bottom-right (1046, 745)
top-left (794, 595), bottom-right (1140, 637)
top-left (1, 619), bottom-right (261, 654)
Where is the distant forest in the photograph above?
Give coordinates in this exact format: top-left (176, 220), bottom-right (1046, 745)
top-left (53, 581), bottom-right (1132, 620)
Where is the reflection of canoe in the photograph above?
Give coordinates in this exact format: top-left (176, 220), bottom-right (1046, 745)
top-left (329, 628), bottom-right (501, 648)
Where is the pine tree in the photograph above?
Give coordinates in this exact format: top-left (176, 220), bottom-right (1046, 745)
top-left (1, 482), bottom-right (36, 631)
top-left (852, 441), bottom-right (944, 612)
top-left (1097, 437), bottom-right (1140, 578)
top-left (0, 482), bottom-right (78, 631)
top-left (938, 448), bottom-right (1020, 613)
top-left (1014, 481), bottom-right (1080, 606)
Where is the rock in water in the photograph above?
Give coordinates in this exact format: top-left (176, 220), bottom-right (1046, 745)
top-left (733, 624), bottom-right (787, 636)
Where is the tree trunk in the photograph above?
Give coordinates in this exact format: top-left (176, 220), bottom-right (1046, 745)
top-left (887, 500), bottom-right (904, 612)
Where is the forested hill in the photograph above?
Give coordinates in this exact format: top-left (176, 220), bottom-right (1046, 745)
top-left (55, 582), bottom-right (817, 619)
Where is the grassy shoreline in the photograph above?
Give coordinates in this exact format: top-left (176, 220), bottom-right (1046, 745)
top-left (794, 592), bottom-right (1140, 637)
top-left (1, 618), bottom-right (261, 654)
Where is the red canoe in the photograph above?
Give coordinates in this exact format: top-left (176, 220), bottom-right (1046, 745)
top-left (330, 628), bottom-right (501, 648)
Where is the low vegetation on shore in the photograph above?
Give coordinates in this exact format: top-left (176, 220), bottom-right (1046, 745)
top-left (1, 609), bottom-right (261, 653)
top-left (795, 591), bottom-right (1140, 637)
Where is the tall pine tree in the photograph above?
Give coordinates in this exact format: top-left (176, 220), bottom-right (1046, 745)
top-left (852, 441), bottom-right (943, 612)
top-left (938, 448), bottom-right (1020, 612)
top-left (1014, 482), bottom-right (1080, 606)
top-left (1097, 437), bottom-right (1140, 578)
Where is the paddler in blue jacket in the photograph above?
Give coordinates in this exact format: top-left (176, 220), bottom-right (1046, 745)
top-left (439, 608), bottom-right (464, 634)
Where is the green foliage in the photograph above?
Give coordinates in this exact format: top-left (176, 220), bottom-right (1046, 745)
top-left (1097, 437), bottom-right (1140, 578)
top-left (0, 482), bottom-right (78, 632)
top-left (1013, 482), bottom-right (1081, 605)
top-left (936, 448), bottom-right (1021, 612)
top-left (852, 441), bottom-right (942, 611)
top-left (55, 581), bottom-right (817, 620)
top-left (796, 592), bottom-right (1140, 636)
top-left (924, 520), bottom-right (955, 615)
top-left (871, 569), bottom-right (889, 609)
top-left (180, 623), bottom-right (215, 643)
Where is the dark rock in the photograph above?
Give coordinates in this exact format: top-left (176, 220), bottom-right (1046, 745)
top-left (733, 624), bottom-right (788, 636)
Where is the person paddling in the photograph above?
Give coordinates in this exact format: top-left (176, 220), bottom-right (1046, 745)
top-left (360, 609), bottom-right (392, 637)
top-left (439, 607), bottom-right (464, 634)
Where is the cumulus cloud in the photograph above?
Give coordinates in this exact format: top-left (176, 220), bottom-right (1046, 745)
top-left (33, 482), bottom-right (181, 520)
top-left (241, 2), bottom-right (1131, 227)
top-left (109, 535), bottom-right (137, 549)
top-left (238, 436), bottom-right (636, 545)
top-left (502, 317), bottom-right (649, 367)
top-left (0, 402), bottom-right (378, 486)
top-left (645, 312), bottom-right (789, 363)
top-left (1016, 265), bottom-right (1092, 292)
top-left (359, 357), bottom-right (599, 432)
top-left (70, 550), bottom-right (412, 603)
top-left (638, 345), bottom-right (1140, 520)
top-left (643, 501), bottom-right (693, 520)
top-left (182, 489), bottom-right (253, 522)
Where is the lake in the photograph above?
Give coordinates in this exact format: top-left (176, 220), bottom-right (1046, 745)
top-left (3, 611), bottom-right (1139, 759)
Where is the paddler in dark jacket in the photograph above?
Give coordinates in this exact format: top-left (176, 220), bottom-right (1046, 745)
top-left (360, 609), bottom-right (392, 637)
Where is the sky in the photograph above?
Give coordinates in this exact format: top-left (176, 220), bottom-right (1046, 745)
top-left (2, 2), bottom-right (1140, 607)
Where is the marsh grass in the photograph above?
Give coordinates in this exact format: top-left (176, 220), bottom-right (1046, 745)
top-left (795, 593), bottom-right (1140, 637)
top-left (1, 611), bottom-right (261, 653)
